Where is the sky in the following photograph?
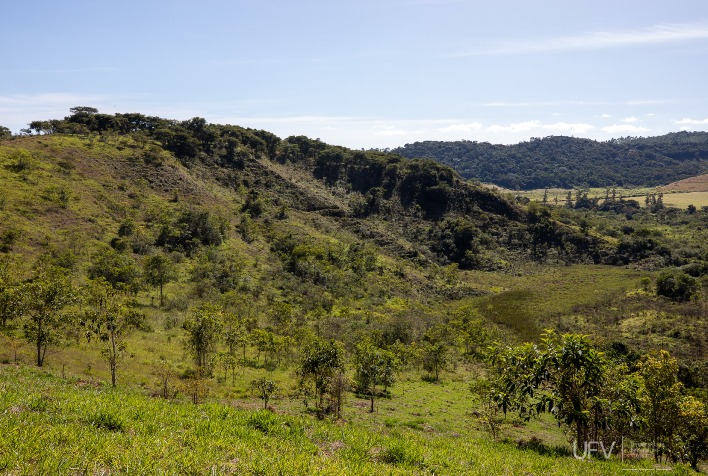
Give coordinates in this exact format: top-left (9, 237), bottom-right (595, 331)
top-left (2, 0), bottom-right (708, 149)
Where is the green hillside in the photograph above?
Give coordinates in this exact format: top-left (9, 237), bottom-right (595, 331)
top-left (2, 364), bottom-right (687, 475)
top-left (393, 133), bottom-right (708, 190)
top-left (1, 110), bottom-right (707, 474)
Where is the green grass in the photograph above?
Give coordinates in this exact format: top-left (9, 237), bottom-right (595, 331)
top-left (0, 364), bottom-right (694, 475)
top-left (461, 265), bottom-right (647, 341)
top-left (659, 191), bottom-right (708, 209)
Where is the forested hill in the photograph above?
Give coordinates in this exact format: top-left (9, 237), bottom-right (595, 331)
top-left (393, 132), bottom-right (708, 190)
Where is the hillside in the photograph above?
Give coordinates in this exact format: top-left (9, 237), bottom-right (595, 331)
top-left (661, 173), bottom-right (708, 192)
top-left (1, 110), bottom-right (708, 474)
top-left (393, 133), bottom-right (708, 190)
top-left (1, 364), bottom-right (677, 475)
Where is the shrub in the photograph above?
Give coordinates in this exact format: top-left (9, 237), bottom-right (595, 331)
top-left (656, 269), bottom-right (698, 302)
top-left (88, 410), bottom-right (125, 432)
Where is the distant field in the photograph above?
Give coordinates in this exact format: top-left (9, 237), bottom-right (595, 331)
top-left (661, 191), bottom-right (708, 208)
top-left (491, 185), bottom-right (708, 209)
top-left (626, 191), bottom-right (708, 209)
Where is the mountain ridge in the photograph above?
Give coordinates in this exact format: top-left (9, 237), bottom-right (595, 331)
top-left (393, 132), bottom-right (708, 190)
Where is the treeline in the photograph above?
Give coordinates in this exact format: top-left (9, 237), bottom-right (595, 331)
top-left (393, 133), bottom-right (708, 190)
top-left (21, 108), bottom-right (520, 221)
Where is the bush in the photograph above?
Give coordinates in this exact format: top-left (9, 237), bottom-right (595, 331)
top-left (656, 269), bottom-right (698, 302)
top-left (88, 410), bottom-right (125, 432)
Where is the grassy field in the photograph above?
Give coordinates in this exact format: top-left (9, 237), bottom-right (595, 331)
top-left (497, 185), bottom-right (708, 209)
top-left (658, 191), bottom-right (708, 209)
top-left (0, 364), bottom-right (695, 475)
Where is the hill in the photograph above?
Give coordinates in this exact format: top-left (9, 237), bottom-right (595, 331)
top-left (661, 173), bottom-right (708, 193)
top-left (393, 133), bottom-right (708, 190)
top-left (1, 109), bottom-right (708, 474)
top-left (2, 364), bottom-right (667, 475)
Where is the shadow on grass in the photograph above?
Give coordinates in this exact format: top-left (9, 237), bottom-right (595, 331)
top-left (508, 436), bottom-right (571, 458)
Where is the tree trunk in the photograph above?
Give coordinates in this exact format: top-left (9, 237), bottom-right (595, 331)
top-left (110, 329), bottom-right (117, 387)
top-left (36, 316), bottom-right (43, 367)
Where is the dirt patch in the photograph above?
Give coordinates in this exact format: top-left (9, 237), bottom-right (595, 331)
top-left (660, 173), bottom-right (708, 192)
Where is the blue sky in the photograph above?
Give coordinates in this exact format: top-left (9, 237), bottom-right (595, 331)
top-left (2, 0), bottom-right (708, 148)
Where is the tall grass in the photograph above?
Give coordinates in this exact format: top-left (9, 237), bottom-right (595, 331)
top-left (0, 364), bottom-right (693, 475)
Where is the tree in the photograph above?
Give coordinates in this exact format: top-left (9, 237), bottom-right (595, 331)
top-left (250, 377), bottom-right (277, 409)
top-left (143, 253), bottom-right (176, 307)
top-left (655, 269), bottom-right (697, 302)
top-left (249, 328), bottom-right (280, 366)
top-left (21, 267), bottom-right (75, 366)
top-left (0, 259), bottom-right (24, 328)
top-left (638, 350), bottom-right (683, 463)
top-left (82, 278), bottom-right (146, 387)
top-left (489, 331), bottom-right (606, 445)
top-left (88, 245), bottom-right (141, 294)
top-left (674, 395), bottom-right (708, 470)
top-left (223, 311), bottom-right (250, 363)
top-left (298, 338), bottom-right (345, 417)
top-left (69, 106), bottom-right (99, 115)
top-left (353, 340), bottom-right (399, 412)
top-left (420, 324), bottom-right (451, 381)
top-left (183, 304), bottom-right (223, 371)
top-left (589, 364), bottom-right (642, 444)
top-left (153, 357), bottom-right (178, 398)
top-left (470, 378), bottom-right (506, 441)
top-left (0, 125), bottom-right (11, 140)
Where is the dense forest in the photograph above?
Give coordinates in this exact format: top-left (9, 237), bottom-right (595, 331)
top-left (393, 133), bottom-right (708, 190)
top-left (1, 109), bottom-right (708, 473)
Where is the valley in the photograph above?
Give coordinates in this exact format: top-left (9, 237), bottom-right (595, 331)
top-left (0, 111), bottom-right (707, 474)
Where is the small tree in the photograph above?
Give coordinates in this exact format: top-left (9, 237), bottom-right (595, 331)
top-left (470, 378), bottom-right (506, 441)
top-left (0, 125), bottom-right (11, 140)
top-left (655, 270), bottom-right (697, 302)
top-left (154, 357), bottom-right (178, 398)
top-left (223, 311), bottom-right (250, 364)
top-left (489, 330), bottom-right (606, 445)
top-left (675, 395), bottom-right (708, 470)
top-left (21, 267), bottom-right (75, 366)
top-left (143, 253), bottom-right (176, 307)
top-left (250, 377), bottom-right (277, 409)
top-left (353, 340), bottom-right (399, 412)
top-left (0, 278), bottom-right (24, 329)
top-left (298, 338), bottom-right (345, 417)
top-left (183, 304), bottom-right (223, 372)
top-left (639, 350), bottom-right (683, 463)
top-left (88, 245), bottom-right (141, 294)
top-left (82, 278), bottom-right (146, 387)
top-left (249, 328), bottom-right (280, 366)
top-left (421, 325), bottom-right (450, 381)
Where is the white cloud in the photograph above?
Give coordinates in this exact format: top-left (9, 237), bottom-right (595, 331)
top-left (0, 93), bottom-right (108, 131)
top-left (373, 127), bottom-right (410, 137)
top-left (485, 121), bottom-right (592, 135)
top-left (599, 114), bottom-right (612, 118)
top-left (483, 100), bottom-right (590, 108)
top-left (542, 122), bottom-right (594, 134)
top-left (624, 99), bottom-right (675, 106)
top-left (602, 124), bottom-right (651, 134)
top-left (456, 23), bottom-right (708, 56)
top-left (487, 121), bottom-right (540, 133)
top-left (623, 116), bottom-right (639, 123)
top-left (675, 118), bottom-right (708, 125)
top-left (437, 122), bottom-right (482, 133)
